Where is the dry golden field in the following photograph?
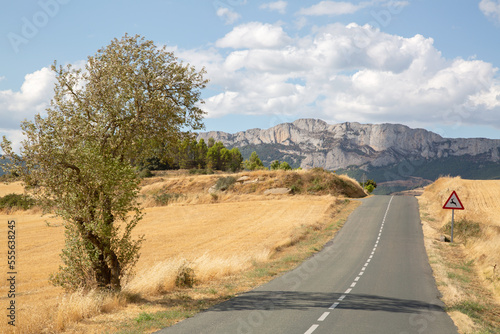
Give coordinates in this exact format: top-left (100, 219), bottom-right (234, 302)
top-left (418, 177), bottom-right (500, 332)
top-left (0, 181), bottom-right (24, 197)
top-left (0, 170), bottom-right (364, 333)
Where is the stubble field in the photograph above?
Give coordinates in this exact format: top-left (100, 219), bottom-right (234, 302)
top-left (0, 170), bottom-right (364, 333)
top-left (418, 177), bottom-right (500, 333)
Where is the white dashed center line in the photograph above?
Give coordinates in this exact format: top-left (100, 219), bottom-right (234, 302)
top-left (302, 196), bottom-right (394, 334)
top-left (318, 312), bottom-right (330, 321)
top-left (305, 324), bottom-right (319, 334)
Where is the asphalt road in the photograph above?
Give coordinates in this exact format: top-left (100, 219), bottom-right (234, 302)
top-left (155, 195), bottom-right (458, 334)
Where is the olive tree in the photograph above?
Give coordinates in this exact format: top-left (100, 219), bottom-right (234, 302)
top-left (1, 34), bottom-right (208, 291)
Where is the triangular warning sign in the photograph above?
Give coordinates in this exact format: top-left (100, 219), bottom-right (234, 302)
top-left (443, 191), bottom-right (465, 210)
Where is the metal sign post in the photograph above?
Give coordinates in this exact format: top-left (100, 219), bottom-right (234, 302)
top-left (443, 191), bottom-right (464, 243)
top-left (451, 209), bottom-right (454, 243)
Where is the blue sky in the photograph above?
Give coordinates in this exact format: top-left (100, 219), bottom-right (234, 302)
top-left (2, 0), bottom-right (500, 151)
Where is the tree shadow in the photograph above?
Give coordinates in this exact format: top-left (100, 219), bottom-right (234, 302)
top-left (209, 290), bottom-right (444, 314)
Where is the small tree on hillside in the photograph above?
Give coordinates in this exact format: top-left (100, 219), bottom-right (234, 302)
top-left (206, 141), bottom-right (225, 170)
top-left (244, 151), bottom-right (264, 170)
top-left (270, 160), bottom-right (292, 171)
top-left (279, 161), bottom-right (292, 170)
top-left (364, 179), bottom-right (377, 193)
top-left (228, 147), bottom-right (243, 172)
top-left (270, 160), bottom-right (281, 170)
top-left (1, 34), bottom-right (208, 291)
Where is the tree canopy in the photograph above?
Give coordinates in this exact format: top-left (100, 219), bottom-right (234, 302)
top-left (1, 34), bottom-right (208, 291)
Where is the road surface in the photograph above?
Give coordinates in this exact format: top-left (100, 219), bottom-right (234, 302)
top-left (155, 195), bottom-right (458, 334)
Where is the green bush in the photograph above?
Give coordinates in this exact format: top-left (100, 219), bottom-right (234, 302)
top-left (0, 193), bottom-right (35, 210)
top-left (138, 168), bottom-right (153, 178)
top-left (215, 176), bottom-right (236, 191)
top-left (279, 161), bottom-right (292, 170)
top-left (365, 184), bottom-right (375, 193)
top-left (153, 193), bottom-right (184, 206)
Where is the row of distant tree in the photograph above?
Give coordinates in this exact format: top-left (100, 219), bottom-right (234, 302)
top-left (141, 137), bottom-right (294, 173)
top-left (143, 138), bottom-right (292, 172)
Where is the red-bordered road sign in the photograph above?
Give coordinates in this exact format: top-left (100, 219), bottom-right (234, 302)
top-left (443, 191), bottom-right (465, 210)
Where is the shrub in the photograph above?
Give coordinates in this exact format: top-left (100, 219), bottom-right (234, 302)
top-left (365, 184), bottom-right (375, 193)
top-left (279, 161), bottom-right (292, 170)
top-left (175, 263), bottom-right (196, 288)
top-left (0, 193), bottom-right (35, 210)
top-left (138, 168), bottom-right (153, 178)
top-left (188, 168), bottom-right (214, 175)
top-left (153, 193), bottom-right (184, 206)
top-left (307, 177), bottom-right (326, 193)
top-left (290, 184), bottom-right (301, 194)
top-left (215, 176), bottom-right (236, 191)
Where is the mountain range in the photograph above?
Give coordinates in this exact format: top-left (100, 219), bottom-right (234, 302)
top-left (198, 119), bottom-right (500, 194)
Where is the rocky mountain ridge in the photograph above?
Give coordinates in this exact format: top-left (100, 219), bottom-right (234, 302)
top-left (198, 119), bottom-right (500, 171)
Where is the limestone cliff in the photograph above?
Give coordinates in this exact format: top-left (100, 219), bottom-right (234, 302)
top-left (198, 119), bottom-right (500, 171)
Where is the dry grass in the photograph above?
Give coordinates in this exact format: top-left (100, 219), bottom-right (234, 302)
top-left (418, 176), bottom-right (500, 333)
top-left (0, 169), bottom-right (363, 333)
top-left (0, 181), bottom-right (24, 197)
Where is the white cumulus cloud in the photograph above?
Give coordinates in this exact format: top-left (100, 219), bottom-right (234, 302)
top-left (0, 67), bottom-right (55, 129)
top-left (174, 22), bottom-right (500, 129)
top-left (215, 22), bottom-right (292, 49)
top-left (260, 1), bottom-right (288, 14)
top-left (479, 0), bottom-right (500, 23)
top-left (216, 7), bottom-right (241, 25)
top-left (298, 1), bottom-right (368, 16)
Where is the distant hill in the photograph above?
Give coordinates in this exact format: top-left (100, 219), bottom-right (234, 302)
top-left (198, 119), bottom-right (500, 194)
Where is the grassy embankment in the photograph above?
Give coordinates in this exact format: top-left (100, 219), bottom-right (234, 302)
top-left (418, 177), bottom-right (500, 333)
top-left (0, 168), bottom-right (365, 333)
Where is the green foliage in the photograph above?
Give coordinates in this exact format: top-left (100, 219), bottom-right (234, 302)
top-left (136, 312), bottom-right (155, 324)
top-left (244, 151), bottom-right (265, 170)
top-left (280, 161), bottom-right (292, 170)
top-left (215, 176), bottom-right (236, 191)
top-left (365, 179), bottom-right (377, 188)
top-left (228, 147), bottom-right (243, 172)
top-left (270, 160), bottom-right (281, 170)
top-left (365, 184), bottom-right (375, 193)
top-left (1, 34), bottom-right (207, 291)
top-left (204, 140), bottom-right (243, 172)
top-left (0, 193), bottom-right (35, 210)
top-left (237, 143), bottom-right (304, 169)
top-left (270, 160), bottom-right (292, 171)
